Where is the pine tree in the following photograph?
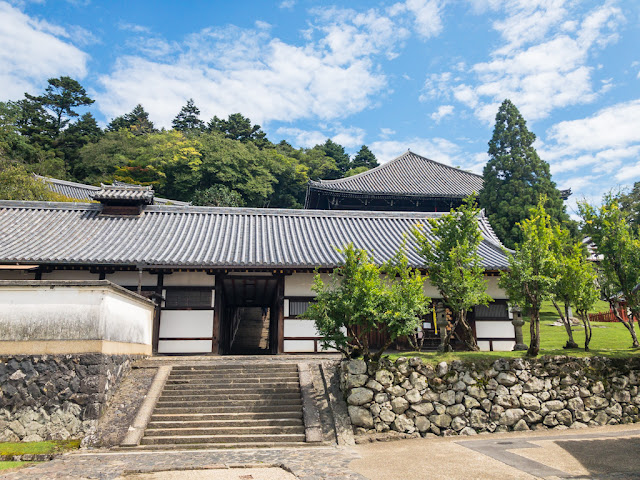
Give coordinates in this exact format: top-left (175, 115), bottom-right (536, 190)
top-left (351, 145), bottom-right (379, 169)
top-left (172, 99), bottom-right (204, 132)
top-left (479, 99), bottom-right (568, 248)
top-left (107, 104), bottom-right (156, 135)
top-left (321, 139), bottom-right (350, 178)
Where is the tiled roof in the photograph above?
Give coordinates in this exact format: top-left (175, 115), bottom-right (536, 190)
top-left (35, 176), bottom-right (189, 206)
top-left (0, 201), bottom-right (508, 270)
top-left (91, 184), bottom-right (154, 204)
top-left (308, 151), bottom-right (483, 198)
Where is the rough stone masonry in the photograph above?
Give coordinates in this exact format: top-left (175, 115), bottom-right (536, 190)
top-left (0, 354), bottom-right (136, 442)
top-left (341, 356), bottom-right (640, 437)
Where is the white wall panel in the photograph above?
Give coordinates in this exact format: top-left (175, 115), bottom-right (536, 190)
top-left (285, 273), bottom-right (329, 296)
top-left (284, 339), bottom-right (315, 353)
top-left (42, 270), bottom-right (97, 281)
top-left (106, 271), bottom-right (157, 287)
top-left (284, 319), bottom-right (319, 337)
top-left (493, 340), bottom-right (516, 351)
top-left (159, 310), bottom-right (213, 338)
top-left (478, 341), bottom-right (491, 351)
top-left (158, 340), bottom-right (212, 353)
top-left (163, 272), bottom-right (215, 287)
top-left (475, 321), bottom-right (514, 339)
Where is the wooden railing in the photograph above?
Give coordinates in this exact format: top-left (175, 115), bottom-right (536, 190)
top-left (589, 307), bottom-right (630, 323)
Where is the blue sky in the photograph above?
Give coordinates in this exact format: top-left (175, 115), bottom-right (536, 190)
top-left (1, 0), bottom-right (639, 215)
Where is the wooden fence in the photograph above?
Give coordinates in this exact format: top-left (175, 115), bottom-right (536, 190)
top-left (589, 307), bottom-right (630, 323)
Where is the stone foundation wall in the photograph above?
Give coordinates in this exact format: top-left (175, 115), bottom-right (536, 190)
top-left (342, 356), bottom-right (640, 437)
top-left (0, 354), bottom-right (137, 442)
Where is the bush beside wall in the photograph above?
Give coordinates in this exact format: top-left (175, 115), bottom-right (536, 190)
top-left (341, 356), bottom-right (640, 437)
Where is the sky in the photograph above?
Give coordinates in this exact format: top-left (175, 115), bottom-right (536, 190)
top-left (1, 0), bottom-right (639, 215)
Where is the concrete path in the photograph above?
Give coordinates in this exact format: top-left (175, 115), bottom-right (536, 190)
top-left (350, 423), bottom-right (640, 480)
top-left (4, 424), bottom-right (640, 479)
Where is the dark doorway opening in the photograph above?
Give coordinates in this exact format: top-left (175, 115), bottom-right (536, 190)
top-left (219, 276), bottom-right (279, 355)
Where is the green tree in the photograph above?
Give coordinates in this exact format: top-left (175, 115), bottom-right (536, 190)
top-left (26, 76), bottom-right (94, 135)
top-left (172, 99), bottom-right (205, 133)
top-left (413, 195), bottom-right (492, 351)
top-left (580, 194), bottom-right (640, 348)
top-left (107, 104), bottom-right (156, 135)
top-left (619, 182), bottom-right (640, 228)
top-left (500, 198), bottom-right (558, 356)
top-left (58, 112), bottom-right (103, 178)
top-left (351, 145), bottom-right (378, 169)
top-left (306, 243), bottom-right (429, 362)
top-left (192, 185), bottom-right (244, 207)
top-left (208, 113), bottom-right (269, 148)
top-left (321, 139), bottom-right (350, 178)
top-left (344, 166), bottom-right (369, 177)
top-left (480, 99), bottom-right (569, 249)
top-left (0, 161), bottom-right (70, 201)
top-left (550, 228), bottom-right (599, 350)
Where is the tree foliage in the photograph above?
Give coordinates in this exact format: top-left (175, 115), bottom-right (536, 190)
top-left (306, 243), bottom-right (429, 362)
top-left (500, 198), bottom-right (558, 356)
top-left (480, 99), bottom-right (569, 249)
top-left (208, 113), bottom-right (268, 148)
top-left (579, 194), bottom-right (640, 348)
top-left (413, 195), bottom-right (491, 351)
top-left (107, 104), bottom-right (156, 135)
top-left (0, 161), bottom-right (74, 201)
top-left (172, 99), bottom-right (205, 133)
top-left (351, 144), bottom-right (379, 169)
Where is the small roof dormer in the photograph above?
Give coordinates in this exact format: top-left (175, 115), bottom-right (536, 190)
top-left (92, 184), bottom-right (154, 216)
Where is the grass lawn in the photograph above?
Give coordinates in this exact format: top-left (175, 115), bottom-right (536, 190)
top-left (0, 439), bottom-right (80, 471)
top-left (388, 299), bottom-right (640, 364)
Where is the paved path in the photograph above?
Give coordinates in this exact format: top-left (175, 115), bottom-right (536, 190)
top-left (5, 424), bottom-right (640, 479)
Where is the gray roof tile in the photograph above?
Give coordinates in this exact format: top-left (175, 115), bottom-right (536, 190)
top-left (0, 201), bottom-right (509, 270)
top-left (309, 151), bottom-right (483, 198)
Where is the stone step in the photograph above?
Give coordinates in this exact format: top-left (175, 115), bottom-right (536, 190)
top-left (147, 418), bottom-right (304, 429)
top-left (170, 366), bottom-right (299, 373)
top-left (150, 412), bottom-right (304, 422)
top-left (144, 425), bottom-right (305, 437)
top-left (140, 433), bottom-right (306, 445)
top-left (163, 382), bottom-right (300, 389)
top-left (158, 393), bottom-right (301, 402)
top-left (152, 405), bottom-right (303, 414)
top-left (160, 387), bottom-right (301, 396)
top-left (166, 373), bottom-right (300, 380)
top-left (122, 441), bottom-right (312, 450)
top-left (156, 398), bottom-right (303, 408)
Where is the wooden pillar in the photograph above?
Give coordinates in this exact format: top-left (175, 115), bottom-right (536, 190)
top-left (151, 272), bottom-right (163, 354)
top-left (212, 274), bottom-right (223, 354)
top-left (276, 274), bottom-right (285, 354)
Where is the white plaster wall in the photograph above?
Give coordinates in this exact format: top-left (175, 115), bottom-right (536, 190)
top-left (159, 311), bottom-right (214, 338)
top-left (0, 270), bottom-right (37, 281)
top-left (42, 270), bottom-right (97, 281)
top-left (101, 291), bottom-right (153, 345)
top-left (475, 321), bottom-right (515, 339)
top-left (284, 273), bottom-right (330, 297)
top-left (163, 272), bottom-right (215, 287)
top-left (284, 339), bottom-right (315, 353)
top-left (486, 276), bottom-right (507, 299)
top-left (105, 271), bottom-right (158, 287)
top-left (284, 319), bottom-right (320, 337)
top-left (0, 285), bottom-right (153, 345)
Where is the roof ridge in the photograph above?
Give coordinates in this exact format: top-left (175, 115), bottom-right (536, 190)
top-left (35, 175), bottom-right (101, 190)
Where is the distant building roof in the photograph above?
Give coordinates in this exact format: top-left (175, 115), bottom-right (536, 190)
top-left (307, 151), bottom-right (483, 200)
top-left (35, 176), bottom-right (189, 206)
top-left (0, 201), bottom-right (509, 270)
top-left (91, 184), bottom-right (154, 204)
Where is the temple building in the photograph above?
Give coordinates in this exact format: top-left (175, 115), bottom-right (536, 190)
top-left (0, 184), bottom-right (516, 355)
top-left (305, 150), bottom-right (484, 212)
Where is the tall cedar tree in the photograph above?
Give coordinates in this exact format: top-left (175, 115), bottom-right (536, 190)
top-left (172, 99), bottom-right (205, 132)
top-left (108, 104), bottom-right (156, 135)
top-left (413, 194), bottom-right (492, 351)
top-left (500, 198), bottom-right (558, 356)
top-left (208, 113), bottom-right (268, 148)
top-left (351, 145), bottom-right (379, 169)
top-left (480, 99), bottom-right (568, 249)
top-left (322, 139), bottom-right (351, 178)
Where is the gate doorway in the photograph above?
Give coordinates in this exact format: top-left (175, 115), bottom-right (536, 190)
top-left (219, 276), bottom-right (280, 355)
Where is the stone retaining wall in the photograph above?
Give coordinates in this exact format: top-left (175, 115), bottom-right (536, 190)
top-left (341, 356), bottom-right (640, 437)
top-left (0, 354), bottom-right (137, 442)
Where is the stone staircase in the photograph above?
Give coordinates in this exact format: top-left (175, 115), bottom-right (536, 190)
top-left (231, 307), bottom-right (270, 352)
top-left (139, 363), bottom-right (307, 448)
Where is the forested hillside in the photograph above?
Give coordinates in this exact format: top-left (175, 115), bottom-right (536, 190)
top-left (0, 76), bottom-right (378, 207)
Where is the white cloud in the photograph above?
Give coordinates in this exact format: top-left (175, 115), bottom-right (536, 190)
top-left (430, 104), bottom-right (454, 122)
top-left (370, 137), bottom-right (466, 167)
top-left (275, 125), bottom-right (365, 149)
top-left (403, 0), bottom-right (445, 39)
top-left (118, 22), bottom-right (151, 33)
top-left (96, 8), bottom-right (408, 128)
top-left (0, 2), bottom-right (89, 100)
top-left (279, 0), bottom-right (295, 9)
top-left (379, 127), bottom-right (396, 139)
top-left (436, 1), bottom-right (624, 123)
